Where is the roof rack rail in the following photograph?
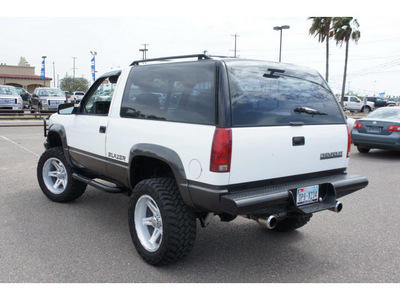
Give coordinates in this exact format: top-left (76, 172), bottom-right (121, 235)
top-left (130, 54), bottom-right (212, 66)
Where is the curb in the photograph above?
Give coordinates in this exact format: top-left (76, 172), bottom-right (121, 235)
top-left (0, 120), bottom-right (44, 127)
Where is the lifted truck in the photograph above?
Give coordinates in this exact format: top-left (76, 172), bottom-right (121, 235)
top-left (37, 54), bottom-right (368, 265)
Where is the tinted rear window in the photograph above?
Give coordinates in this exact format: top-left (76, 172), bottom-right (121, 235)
top-left (121, 61), bottom-right (216, 125)
top-left (226, 61), bottom-right (345, 127)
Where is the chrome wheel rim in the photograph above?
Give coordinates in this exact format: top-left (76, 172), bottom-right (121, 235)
top-left (134, 195), bottom-right (163, 252)
top-left (42, 158), bottom-right (68, 194)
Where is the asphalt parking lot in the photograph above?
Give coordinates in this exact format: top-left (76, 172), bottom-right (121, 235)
top-left (1, 124), bottom-right (400, 283)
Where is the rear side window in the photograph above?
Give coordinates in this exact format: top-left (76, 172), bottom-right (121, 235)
top-left (121, 61), bottom-right (216, 125)
top-left (227, 61), bottom-right (345, 127)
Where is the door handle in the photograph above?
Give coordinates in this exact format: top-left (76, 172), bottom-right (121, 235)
top-left (292, 136), bottom-right (305, 146)
top-left (99, 126), bottom-right (106, 133)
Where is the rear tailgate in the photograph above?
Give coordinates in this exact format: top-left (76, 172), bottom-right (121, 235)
top-left (229, 124), bottom-right (349, 184)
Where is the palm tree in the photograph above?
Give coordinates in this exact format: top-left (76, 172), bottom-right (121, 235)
top-left (333, 17), bottom-right (361, 107)
top-left (308, 17), bottom-right (333, 82)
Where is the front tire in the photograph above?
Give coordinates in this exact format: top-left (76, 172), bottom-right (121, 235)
top-left (37, 147), bottom-right (87, 203)
top-left (362, 106), bottom-right (371, 113)
top-left (128, 178), bottom-right (196, 265)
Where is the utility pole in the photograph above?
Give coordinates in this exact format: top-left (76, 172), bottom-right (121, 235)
top-left (52, 62), bottom-right (55, 87)
top-left (72, 57), bottom-right (78, 78)
top-left (230, 34), bottom-right (239, 58)
top-left (139, 44), bottom-right (149, 61)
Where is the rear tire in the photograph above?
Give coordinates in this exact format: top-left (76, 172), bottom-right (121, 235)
top-left (37, 147), bottom-right (87, 203)
top-left (272, 213), bottom-right (312, 232)
top-left (128, 178), bottom-right (196, 265)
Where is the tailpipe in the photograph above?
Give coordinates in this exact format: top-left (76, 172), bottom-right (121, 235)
top-left (257, 215), bottom-right (278, 229)
top-left (329, 201), bottom-right (343, 213)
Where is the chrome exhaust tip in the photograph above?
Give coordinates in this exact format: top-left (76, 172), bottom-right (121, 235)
top-left (258, 215), bottom-right (278, 229)
top-left (329, 201), bottom-right (343, 213)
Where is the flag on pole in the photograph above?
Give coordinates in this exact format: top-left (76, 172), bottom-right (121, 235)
top-left (40, 59), bottom-right (45, 79)
top-left (91, 57), bottom-right (95, 82)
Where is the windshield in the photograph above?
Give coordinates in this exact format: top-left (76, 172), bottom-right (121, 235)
top-left (39, 89), bottom-right (65, 97)
top-left (365, 108), bottom-right (400, 121)
top-left (226, 61), bottom-right (345, 127)
top-left (0, 86), bottom-right (18, 96)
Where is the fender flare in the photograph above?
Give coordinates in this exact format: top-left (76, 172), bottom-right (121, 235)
top-left (45, 124), bottom-right (75, 167)
top-left (129, 143), bottom-right (194, 208)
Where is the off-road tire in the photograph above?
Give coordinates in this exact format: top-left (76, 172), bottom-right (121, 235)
top-left (128, 177), bottom-right (196, 265)
top-left (37, 147), bottom-right (87, 203)
top-left (272, 213), bottom-right (312, 232)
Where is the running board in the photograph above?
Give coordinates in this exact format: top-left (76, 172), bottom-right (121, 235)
top-left (72, 173), bottom-right (126, 194)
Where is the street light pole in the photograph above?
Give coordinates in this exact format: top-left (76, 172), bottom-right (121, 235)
top-left (273, 25), bottom-right (290, 62)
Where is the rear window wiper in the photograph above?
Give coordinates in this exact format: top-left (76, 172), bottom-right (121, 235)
top-left (294, 106), bottom-right (328, 115)
top-left (263, 68), bottom-right (285, 79)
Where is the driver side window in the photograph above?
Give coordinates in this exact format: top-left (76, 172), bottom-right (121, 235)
top-left (82, 75), bottom-right (119, 115)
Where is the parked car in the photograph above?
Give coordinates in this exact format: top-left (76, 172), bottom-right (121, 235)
top-left (31, 88), bottom-right (67, 111)
top-left (0, 85), bottom-right (23, 111)
top-left (68, 91), bottom-right (85, 104)
top-left (365, 96), bottom-right (396, 108)
top-left (343, 95), bottom-right (374, 113)
top-left (37, 54), bottom-right (368, 265)
top-left (15, 87), bottom-right (32, 108)
top-left (352, 107), bottom-right (400, 153)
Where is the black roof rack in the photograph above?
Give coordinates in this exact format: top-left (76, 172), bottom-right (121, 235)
top-left (130, 54), bottom-right (212, 66)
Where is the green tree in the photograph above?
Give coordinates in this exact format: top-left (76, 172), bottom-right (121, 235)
top-left (308, 17), bottom-right (333, 82)
top-left (60, 76), bottom-right (90, 93)
top-left (333, 17), bottom-right (361, 107)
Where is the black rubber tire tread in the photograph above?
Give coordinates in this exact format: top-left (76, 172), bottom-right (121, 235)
top-left (128, 177), bottom-right (196, 265)
top-left (37, 147), bottom-right (87, 203)
top-left (272, 213), bottom-right (312, 232)
top-left (357, 146), bottom-right (370, 154)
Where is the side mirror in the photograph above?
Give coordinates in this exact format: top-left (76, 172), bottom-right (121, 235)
top-left (58, 103), bottom-right (76, 114)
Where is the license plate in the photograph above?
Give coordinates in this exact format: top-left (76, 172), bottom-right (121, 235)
top-left (368, 126), bottom-right (381, 134)
top-left (296, 185), bottom-right (319, 206)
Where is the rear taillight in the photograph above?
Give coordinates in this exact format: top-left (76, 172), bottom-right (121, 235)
top-left (347, 125), bottom-right (351, 158)
top-left (387, 125), bottom-right (400, 132)
top-left (354, 122), bottom-right (363, 129)
top-left (210, 128), bottom-right (232, 173)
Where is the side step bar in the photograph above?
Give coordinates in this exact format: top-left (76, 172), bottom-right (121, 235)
top-left (72, 173), bottom-right (126, 194)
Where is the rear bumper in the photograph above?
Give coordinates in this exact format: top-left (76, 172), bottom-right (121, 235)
top-left (188, 173), bottom-right (368, 215)
top-left (352, 132), bottom-right (400, 151)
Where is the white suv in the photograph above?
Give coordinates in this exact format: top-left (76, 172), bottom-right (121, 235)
top-left (37, 54), bottom-right (368, 265)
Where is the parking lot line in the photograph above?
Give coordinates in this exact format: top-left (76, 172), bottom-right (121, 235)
top-left (0, 135), bottom-right (40, 158)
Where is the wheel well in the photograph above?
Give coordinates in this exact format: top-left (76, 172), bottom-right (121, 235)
top-left (47, 131), bottom-right (63, 148)
top-left (130, 156), bottom-right (175, 189)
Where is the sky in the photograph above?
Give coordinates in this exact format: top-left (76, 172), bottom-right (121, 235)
top-left (2, 0), bottom-right (400, 97)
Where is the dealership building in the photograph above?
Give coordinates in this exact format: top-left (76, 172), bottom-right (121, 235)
top-left (0, 57), bottom-right (52, 93)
